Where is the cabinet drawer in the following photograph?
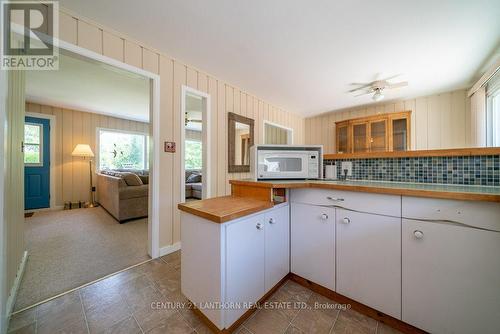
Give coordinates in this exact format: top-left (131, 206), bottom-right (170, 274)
top-left (291, 188), bottom-right (400, 217)
top-left (402, 196), bottom-right (500, 232)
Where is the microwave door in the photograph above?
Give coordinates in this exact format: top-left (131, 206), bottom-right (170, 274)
top-left (259, 153), bottom-right (309, 178)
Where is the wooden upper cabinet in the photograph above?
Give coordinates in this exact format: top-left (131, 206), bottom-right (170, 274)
top-left (335, 111), bottom-right (411, 154)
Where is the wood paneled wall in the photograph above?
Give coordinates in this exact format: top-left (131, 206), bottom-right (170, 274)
top-left (26, 102), bottom-right (150, 207)
top-left (57, 9), bottom-right (305, 247)
top-left (5, 71), bottom-right (26, 306)
top-left (305, 89), bottom-right (470, 153)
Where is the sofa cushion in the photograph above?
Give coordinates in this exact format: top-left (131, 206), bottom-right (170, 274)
top-left (121, 172), bottom-right (143, 186)
top-left (186, 173), bottom-right (201, 183)
top-left (190, 183), bottom-right (202, 191)
top-left (120, 184), bottom-right (149, 200)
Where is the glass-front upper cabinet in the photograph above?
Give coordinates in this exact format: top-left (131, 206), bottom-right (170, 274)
top-left (390, 114), bottom-right (410, 151)
top-left (336, 122), bottom-right (349, 153)
top-left (335, 111), bottom-right (411, 154)
top-left (369, 119), bottom-right (387, 152)
top-left (352, 121), bottom-right (369, 153)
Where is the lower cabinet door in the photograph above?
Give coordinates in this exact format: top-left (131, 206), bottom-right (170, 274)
top-left (291, 203), bottom-right (335, 290)
top-left (402, 219), bottom-right (500, 334)
top-left (225, 214), bottom-right (266, 326)
top-left (265, 205), bottom-right (290, 291)
top-left (336, 209), bottom-right (401, 319)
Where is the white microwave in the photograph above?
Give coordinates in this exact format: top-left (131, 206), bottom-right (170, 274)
top-left (251, 145), bottom-right (323, 180)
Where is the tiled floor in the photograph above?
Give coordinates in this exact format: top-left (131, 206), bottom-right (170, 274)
top-left (8, 251), bottom-right (402, 334)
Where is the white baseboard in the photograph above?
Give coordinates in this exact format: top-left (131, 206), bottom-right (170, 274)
top-left (159, 242), bottom-right (181, 257)
top-left (5, 251), bottom-right (28, 326)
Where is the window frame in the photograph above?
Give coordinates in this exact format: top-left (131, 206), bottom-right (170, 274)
top-left (24, 122), bottom-right (43, 166)
top-left (263, 120), bottom-right (294, 145)
top-left (96, 127), bottom-right (149, 171)
top-left (486, 71), bottom-right (500, 147)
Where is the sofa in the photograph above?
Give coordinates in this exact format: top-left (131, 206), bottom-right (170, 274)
top-left (97, 169), bottom-right (149, 223)
top-left (185, 170), bottom-right (202, 199)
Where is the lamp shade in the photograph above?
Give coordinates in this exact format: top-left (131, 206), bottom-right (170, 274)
top-left (72, 144), bottom-right (94, 157)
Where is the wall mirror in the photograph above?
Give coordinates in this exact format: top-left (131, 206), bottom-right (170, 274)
top-left (228, 112), bottom-right (254, 173)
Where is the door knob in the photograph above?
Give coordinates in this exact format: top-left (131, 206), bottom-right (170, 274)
top-left (269, 218), bottom-right (275, 224)
top-left (320, 213), bottom-right (329, 220)
top-left (256, 223), bottom-right (264, 230)
top-left (413, 230), bottom-right (424, 239)
top-left (342, 217), bottom-right (351, 224)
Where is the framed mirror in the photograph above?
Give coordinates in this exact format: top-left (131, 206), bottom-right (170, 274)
top-left (228, 112), bottom-right (254, 173)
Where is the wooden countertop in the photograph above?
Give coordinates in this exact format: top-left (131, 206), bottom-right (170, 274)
top-left (178, 196), bottom-right (274, 223)
top-left (230, 179), bottom-right (500, 202)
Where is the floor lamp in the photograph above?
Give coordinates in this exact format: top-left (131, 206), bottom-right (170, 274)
top-left (72, 144), bottom-right (98, 207)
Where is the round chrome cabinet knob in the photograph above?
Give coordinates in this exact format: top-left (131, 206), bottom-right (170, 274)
top-left (269, 218), bottom-right (275, 224)
top-left (414, 230), bottom-right (424, 239)
top-left (342, 217), bottom-right (351, 224)
top-left (256, 223), bottom-right (263, 230)
top-left (320, 213), bottom-right (329, 220)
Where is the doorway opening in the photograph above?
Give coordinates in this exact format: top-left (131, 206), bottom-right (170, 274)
top-left (181, 86), bottom-right (210, 202)
top-left (14, 42), bottom-right (161, 312)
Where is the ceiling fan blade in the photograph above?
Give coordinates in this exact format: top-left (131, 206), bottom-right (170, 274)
top-left (354, 90), bottom-right (374, 97)
top-left (380, 74), bottom-right (401, 82)
top-left (348, 84), bottom-right (374, 93)
top-left (387, 81), bottom-right (408, 89)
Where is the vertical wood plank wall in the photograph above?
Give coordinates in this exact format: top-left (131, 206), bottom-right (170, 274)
top-left (305, 89), bottom-right (470, 153)
top-left (5, 71), bottom-right (26, 298)
top-left (57, 10), bottom-right (305, 247)
top-left (26, 102), bottom-right (150, 207)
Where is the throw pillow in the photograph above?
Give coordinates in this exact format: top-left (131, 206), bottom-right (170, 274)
top-left (121, 172), bottom-right (143, 186)
top-left (138, 175), bottom-right (149, 184)
top-left (186, 173), bottom-right (202, 183)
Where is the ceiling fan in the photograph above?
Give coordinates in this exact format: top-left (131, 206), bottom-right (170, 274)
top-left (349, 74), bottom-right (408, 102)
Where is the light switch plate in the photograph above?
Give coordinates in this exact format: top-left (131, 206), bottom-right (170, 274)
top-left (341, 161), bottom-right (353, 177)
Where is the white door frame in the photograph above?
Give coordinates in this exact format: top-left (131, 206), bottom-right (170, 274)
top-left (24, 112), bottom-right (57, 211)
top-left (263, 120), bottom-right (294, 144)
top-left (56, 39), bottom-right (161, 259)
top-left (180, 85), bottom-right (211, 201)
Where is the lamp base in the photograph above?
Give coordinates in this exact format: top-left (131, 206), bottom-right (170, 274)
top-left (87, 202), bottom-right (100, 208)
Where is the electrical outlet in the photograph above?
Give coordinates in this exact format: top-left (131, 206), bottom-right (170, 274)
top-left (341, 161), bottom-right (353, 177)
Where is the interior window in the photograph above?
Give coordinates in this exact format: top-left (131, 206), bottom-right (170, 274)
top-left (24, 123), bottom-right (42, 164)
top-left (486, 71), bottom-right (500, 147)
top-left (185, 140), bottom-right (202, 169)
top-left (98, 129), bottom-right (148, 170)
top-left (264, 122), bottom-right (292, 145)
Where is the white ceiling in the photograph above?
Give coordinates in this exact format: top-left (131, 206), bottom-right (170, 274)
top-left (59, 0), bottom-right (500, 117)
top-left (26, 51), bottom-right (150, 122)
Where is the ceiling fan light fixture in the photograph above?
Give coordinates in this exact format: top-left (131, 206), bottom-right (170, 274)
top-left (372, 90), bottom-right (384, 101)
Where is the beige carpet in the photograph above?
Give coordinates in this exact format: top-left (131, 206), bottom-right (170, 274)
top-left (14, 207), bottom-right (149, 311)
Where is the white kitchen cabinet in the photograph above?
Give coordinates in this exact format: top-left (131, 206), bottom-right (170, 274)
top-left (225, 214), bottom-right (266, 325)
top-left (336, 209), bottom-right (401, 319)
top-left (264, 205), bottom-right (289, 291)
top-left (181, 203), bottom-right (290, 330)
top-left (291, 202), bottom-right (335, 290)
top-left (402, 218), bottom-right (500, 334)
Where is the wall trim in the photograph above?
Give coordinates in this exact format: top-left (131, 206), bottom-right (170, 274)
top-left (5, 251), bottom-right (28, 329)
top-left (25, 112), bottom-right (56, 210)
top-left (159, 242), bottom-right (182, 257)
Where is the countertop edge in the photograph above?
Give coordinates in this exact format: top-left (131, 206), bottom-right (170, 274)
top-left (229, 180), bottom-right (500, 202)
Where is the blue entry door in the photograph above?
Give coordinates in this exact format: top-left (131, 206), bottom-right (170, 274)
top-left (24, 116), bottom-right (50, 210)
